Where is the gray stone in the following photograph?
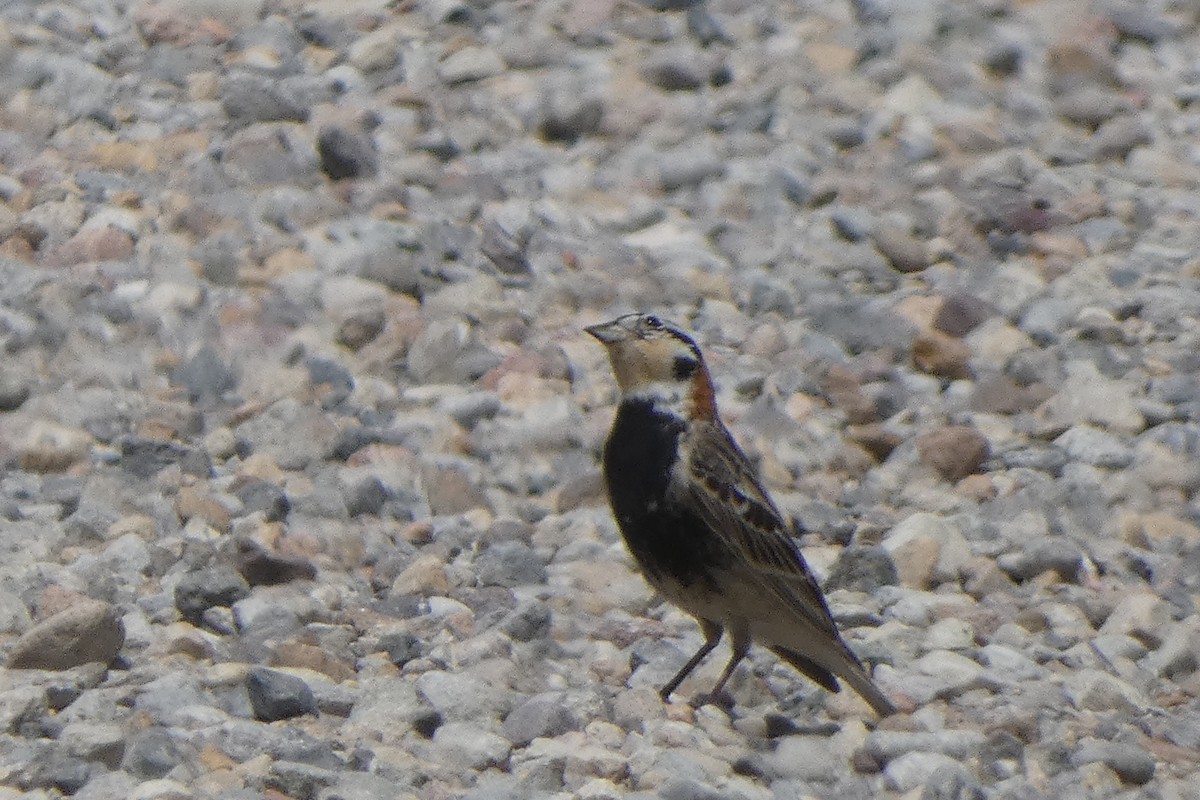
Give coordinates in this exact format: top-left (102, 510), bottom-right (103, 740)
top-left (476, 541), bottom-right (547, 588)
top-left (864, 730), bottom-right (986, 764)
top-left (174, 567), bottom-right (251, 625)
top-left (0, 686), bottom-right (47, 735)
top-left (885, 752), bottom-right (964, 793)
top-left (539, 90), bottom-right (604, 144)
top-left (1071, 740), bottom-right (1155, 785)
top-left (657, 148), bottom-right (725, 191)
top-left (0, 370), bottom-right (31, 411)
top-left (502, 692), bottom-right (575, 745)
top-left (769, 735), bottom-right (840, 782)
top-left (171, 345), bottom-right (237, 403)
top-left (824, 545), bottom-right (898, 592)
top-left (501, 601), bottom-right (552, 642)
top-left (221, 72), bottom-right (310, 125)
top-left (121, 728), bottom-right (190, 780)
top-left (431, 722), bottom-right (511, 770)
top-left (920, 763), bottom-right (987, 800)
top-left (1054, 425), bottom-right (1133, 468)
top-left (246, 667), bottom-right (316, 722)
top-left (1038, 360), bottom-right (1145, 433)
top-left (0, 588), bottom-right (32, 634)
top-left (6, 600), bottom-right (124, 670)
top-left (317, 125), bottom-right (377, 181)
top-left (407, 319), bottom-right (499, 383)
top-left (641, 52), bottom-right (706, 91)
top-left (998, 538), bottom-right (1084, 583)
top-left (378, 631), bottom-right (424, 667)
top-left (873, 224), bottom-right (930, 273)
top-left (234, 399), bottom-right (338, 470)
top-left (344, 475), bottom-right (390, 517)
top-left (267, 760), bottom-right (338, 799)
top-left (234, 479), bottom-right (290, 522)
top-left (59, 721), bottom-right (125, 768)
top-left (76, 770), bottom-right (149, 800)
top-left (658, 777), bottom-right (725, 800)
top-left (416, 670), bottom-right (512, 721)
top-left (438, 47), bottom-right (505, 84)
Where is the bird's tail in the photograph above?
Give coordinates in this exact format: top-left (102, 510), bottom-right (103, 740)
top-left (771, 645), bottom-right (896, 717)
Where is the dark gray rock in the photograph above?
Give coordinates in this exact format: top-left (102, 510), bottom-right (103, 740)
top-left (501, 601), bottom-right (551, 642)
top-left (345, 475), bottom-right (390, 517)
top-left (246, 667), bottom-right (316, 722)
top-left (317, 125), bottom-right (377, 180)
top-left (0, 371), bottom-right (31, 411)
top-left (641, 52), bottom-right (706, 91)
top-left (174, 567), bottom-right (251, 625)
top-left (538, 91), bottom-right (604, 144)
top-left (378, 631), bottom-right (424, 667)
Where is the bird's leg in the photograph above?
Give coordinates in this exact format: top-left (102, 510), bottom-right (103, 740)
top-left (659, 619), bottom-right (723, 701)
top-left (706, 626), bottom-right (751, 700)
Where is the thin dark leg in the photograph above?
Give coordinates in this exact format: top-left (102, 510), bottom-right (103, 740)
top-left (707, 627), bottom-right (751, 699)
top-left (659, 619), bottom-right (723, 701)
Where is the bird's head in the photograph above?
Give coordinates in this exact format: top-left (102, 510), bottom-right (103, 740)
top-left (586, 313), bottom-right (715, 419)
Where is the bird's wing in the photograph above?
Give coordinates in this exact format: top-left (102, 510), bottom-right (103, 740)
top-left (676, 421), bottom-right (843, 638)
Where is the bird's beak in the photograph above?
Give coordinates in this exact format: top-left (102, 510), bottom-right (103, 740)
top-left (585, 319), bottom-right (627, 345)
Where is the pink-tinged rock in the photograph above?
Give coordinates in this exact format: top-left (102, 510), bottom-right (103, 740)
top-left (917, 425), bottom-right (990, 482)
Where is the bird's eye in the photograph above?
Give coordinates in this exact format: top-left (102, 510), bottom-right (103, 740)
top-left (643, 315), bottom-right (663, 329)
top-left (672, 354), bottom-right (699, 380)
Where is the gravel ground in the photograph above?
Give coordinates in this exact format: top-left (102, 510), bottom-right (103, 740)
top-left (2, 0), bottom-right (1200, 798)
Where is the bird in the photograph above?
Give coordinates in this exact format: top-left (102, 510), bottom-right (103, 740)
top-left (586, 312), bottom-right (895, 716)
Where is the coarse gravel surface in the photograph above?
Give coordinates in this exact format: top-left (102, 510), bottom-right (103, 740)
top-left (2, 0), bottom-right (1200, 798)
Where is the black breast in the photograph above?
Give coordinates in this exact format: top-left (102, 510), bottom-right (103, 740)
top-left (602, 399), bottom-right (721, 588)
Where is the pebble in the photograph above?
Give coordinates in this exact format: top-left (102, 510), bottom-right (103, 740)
top-left (916, 426), bottom-right (990, 483)
top-left (245, 666), bottom-right (316, 722)
top-left (438, 46), bottom-right (505, 84)
top-left (173, 567), bottom-right (251, 625)
top-left (416, 670), bottom-right (512, 722)
top-left (502, 692), bottom-right (577, 746)
top-left (1053, 425), bottom-right (1132, 468)
top-left (884, 752), bottom-right (963, 792)
top-left (640, 51), bottom-right (707, 91)
top-left (432, 722), bottom-right (512, 770)
top-left (6, 599), bottom-right (124, 670)
top-left (1071, 740), bottom-right (1156, 785)
top-left (872, 224), bottom-right (931, 273)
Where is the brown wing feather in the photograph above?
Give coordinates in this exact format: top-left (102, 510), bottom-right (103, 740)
top-left (675, 421), bottom-right (843, 639)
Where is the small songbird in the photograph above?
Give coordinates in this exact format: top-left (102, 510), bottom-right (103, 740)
top-left (586, 312), bottom-right (895, 716)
